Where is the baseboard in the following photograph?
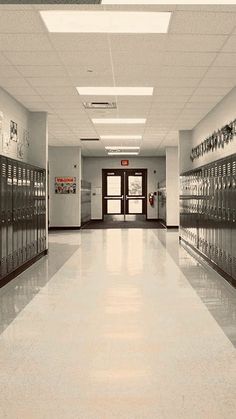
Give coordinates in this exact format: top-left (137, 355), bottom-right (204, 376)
top-left (180, 237), bottom-right (236, 289)
top-left (0, 250), bottom-right (48, 289)
top-left (166, 225), bottom-right (179, 229)
top-left (49, 226), bottom-right (81, 230)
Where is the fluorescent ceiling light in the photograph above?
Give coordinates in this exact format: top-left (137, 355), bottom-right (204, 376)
top-left (105, 146), bottom-right (140, 150)
top-left (40, 11), bottom-right (171, 34)
top-left (77, 87), bottom-right (153, 96)
top-left (101, 135), bottom-right (142, 140)
top-left (108, 152), bottom-right (140, 155)
top-left (92, 118), bottom-right (146, 124)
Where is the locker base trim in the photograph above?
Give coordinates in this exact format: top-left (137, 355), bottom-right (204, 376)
top-left (0, 250), bottom-right (48, 289)
top-left (179, 237), bottom-right (236, 289)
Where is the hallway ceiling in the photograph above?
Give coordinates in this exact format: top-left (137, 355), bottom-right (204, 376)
top-left (1, 4), bottom-right (236, 156)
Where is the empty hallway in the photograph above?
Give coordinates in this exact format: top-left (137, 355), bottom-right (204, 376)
top-left (0, 228), bottom-right (236, 419)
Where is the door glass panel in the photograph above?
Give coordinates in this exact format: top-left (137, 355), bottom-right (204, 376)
top-left (107, 200), bottom-right (121, 214)
top-left (128, 176), bottom-right (142, 196)
top-left (107, 176), bottom-right (121, 196)
top-left (128, 199), bottom-right (142, 214)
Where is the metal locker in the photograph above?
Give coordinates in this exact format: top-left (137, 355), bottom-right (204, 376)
top-left (30, 168), bottom-right (36, 258)
top-left (12, 160), bottom-right (18, 270)
top-left (22, 164), bottom-right (27, 263)
top-left (217, 161), bottom-right (223, 270)
top-left (36, 169), bottom-right (41, 253)
top-left (0, 156), bottom-right (7, 279)
top-left (6, 159), bottom-right (13, 273)
top-left (221, 160), bottom-right (227, 272)
top-left (33, 168), bottom-right (38, 255)
top-left (225, 157), bottom-right (232, 276)
top-left (26, 166), bottom-right (31, 260)
top-left (42, 169), bottom-right (46, 251)
top-left (17, 162), bottom-right (23, 266)
top-left (232, 156), bottom-right (236, 280)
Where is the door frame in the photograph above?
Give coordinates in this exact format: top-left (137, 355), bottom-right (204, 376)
top-left (102, 168), bottom-right (147, 221)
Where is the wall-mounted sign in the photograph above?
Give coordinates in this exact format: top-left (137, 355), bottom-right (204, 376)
top-left (190, 119), bottom-right (236, 162)
top-left (10, 120), bottom-right (18, 142)
top-left (121, 159), bottom-right (129, 166)
top-left (55, 177), bottom-right (76, 194)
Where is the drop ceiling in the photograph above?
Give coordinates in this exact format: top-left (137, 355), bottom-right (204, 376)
top-left (0, 3), bottom-right (236, 156)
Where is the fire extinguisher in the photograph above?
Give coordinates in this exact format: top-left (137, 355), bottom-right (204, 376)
top-left (149, 193), bottom-right (154, 206)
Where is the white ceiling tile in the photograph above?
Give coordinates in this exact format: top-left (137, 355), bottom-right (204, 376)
top-left (112, 50), bottom-right (163, 66)
top-left (214, 53), bottom-right (236, 67)
top-left (50, 33), bottom-right (109, 51)
top-left (0, 66), bottom-right (22, 78)
top-left (33, 86), bottom-right (77, 96)
top-left (154, 78), bottom-right (200, 88)
top-left (110, 34), bottom-right (166, 52)
top-left (189, 95), bottom-right (224, 103)
top-left (58, 50), bottom-right (111, 67)
top-left (16, 66), bottom-right (67, 77)
top-left (205, 66), bottom-right (236, 78)
top-left (162, 52), bottom-right (216, 67)
top-left (0, 11), bottom-right (45, 33)
top-left (66, 64), bottom-right (112, 78)
top-left (165, 34), bottom-right (226, 52)
top-left (0, 78), bottom-right (30, 88)
top-left (0, 34), bottom-right (53, 51)
top-left (0, 52), bottom-right (11, 65)
top-left (222, 35), bottom-right (236, 52)
top-left (4, 86), bottom-right (38, 97)
top-left (27, 77), bottom-right (72, 87)
top-left (193, 87), bottom-right (232, 96)
top-left (170, 11), bottom-right (236, 35)
top-left (159, 66), bottom-right (207, 78)
top-left (4, 51), bottom-right (61, 66)
top-left (154, 87), bottom-right (194, 96)
top-left (199, 78), bottom-right (236, 88)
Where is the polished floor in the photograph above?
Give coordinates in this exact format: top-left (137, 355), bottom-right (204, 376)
top-left (0, 229), bottom-right (236, 418)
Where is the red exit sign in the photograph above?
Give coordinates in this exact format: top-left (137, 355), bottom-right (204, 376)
top-left (121, 160), bottom-right (129, 166)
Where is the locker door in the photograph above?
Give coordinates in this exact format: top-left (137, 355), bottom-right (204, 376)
top-left (218, 161), bottom-right (223, 270)
top-left (22, 164), bottom-right (27, 263)
top-left (37, 169), bottom-right (41, 253)
top-left (0, 157), bottom-right (7, 279)
top-left (221, 160), bottom-right (227, 272)
top-left (225, 158), bottom-right (232, 276)
top-left (232, 156), bottom-right (236, 280)
top-left (42, 169), bottom-right (46, 251)
top-left (6, 159), bottom-right (13, 273)
top-left (17, 163), bottom-right (23, 266)
top-left (12, 160), bottom-right (18, 270)
top-left (213, 163), bottom-right (218, 265)
top-left (26, 166), bottom-right (31, 260)
top-left (33, 169), bottom-right (38, 254)
top-left (30, 168), bottom-right (36, 257)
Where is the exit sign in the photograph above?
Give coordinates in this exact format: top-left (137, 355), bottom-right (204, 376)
top-left (121, 160), bottom-right (129, 166)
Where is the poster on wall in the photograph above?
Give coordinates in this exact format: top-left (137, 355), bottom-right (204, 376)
top-left (55, 177), bottom-right (76, 194)
top-left (10, 120), bottom-right (18, 142)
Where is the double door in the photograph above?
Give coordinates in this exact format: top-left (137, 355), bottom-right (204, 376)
top-left (102, 169), bottom-right (147, 220)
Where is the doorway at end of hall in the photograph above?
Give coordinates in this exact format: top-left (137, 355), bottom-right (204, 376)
top-left (102, 169), bottom-right (147, 221)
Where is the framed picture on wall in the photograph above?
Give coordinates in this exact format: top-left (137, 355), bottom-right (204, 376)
top-left (10, 120), bottom-right (18, 142)
top-left (55, 177), bottom-right (76, 194)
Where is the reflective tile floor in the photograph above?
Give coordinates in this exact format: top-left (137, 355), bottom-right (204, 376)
top-left (0, 229), bottom-right (236, 419)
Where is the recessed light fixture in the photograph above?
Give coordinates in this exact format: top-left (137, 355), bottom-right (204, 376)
top-left (77, 87), bottom-right (153, 96)
top-left (40, 11), bottom-right (171, 34)
top-left (105, 146), bottom-right (140, 150)
top-left (108, 151), bottom-right (140, 156)
top-left (101, 135), bottom-right (142, 140)
top-left (92, 118), bottom-right (146, 124)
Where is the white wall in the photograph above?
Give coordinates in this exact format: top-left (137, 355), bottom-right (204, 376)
top-left (82, 156), bottom-right (166, 220)
top-left (166, 147), bottom-right (179, 227)
top-left (180, 87), bottom-right (236, 173)
top-left (49, 146), bottom-right (82, 228)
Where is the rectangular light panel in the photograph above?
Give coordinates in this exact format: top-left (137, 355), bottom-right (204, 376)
top-left (77, 87), bottom-right (153, 96)
top-left (92, 118), bottom-right (146, 124)
top-left (100, 135), bottom-right (142, 140)
top-left (108, 152), bottom-right (140, 155)
top-left (40, 11), bottom-right (171, 34)
top-left (105, 146), bottom-right (140, 150)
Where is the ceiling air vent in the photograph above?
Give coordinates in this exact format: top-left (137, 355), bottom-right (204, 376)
top-left (83, 101), bottom-right (117, 109)
top-left (80, 138), bottom-right (100, 142)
